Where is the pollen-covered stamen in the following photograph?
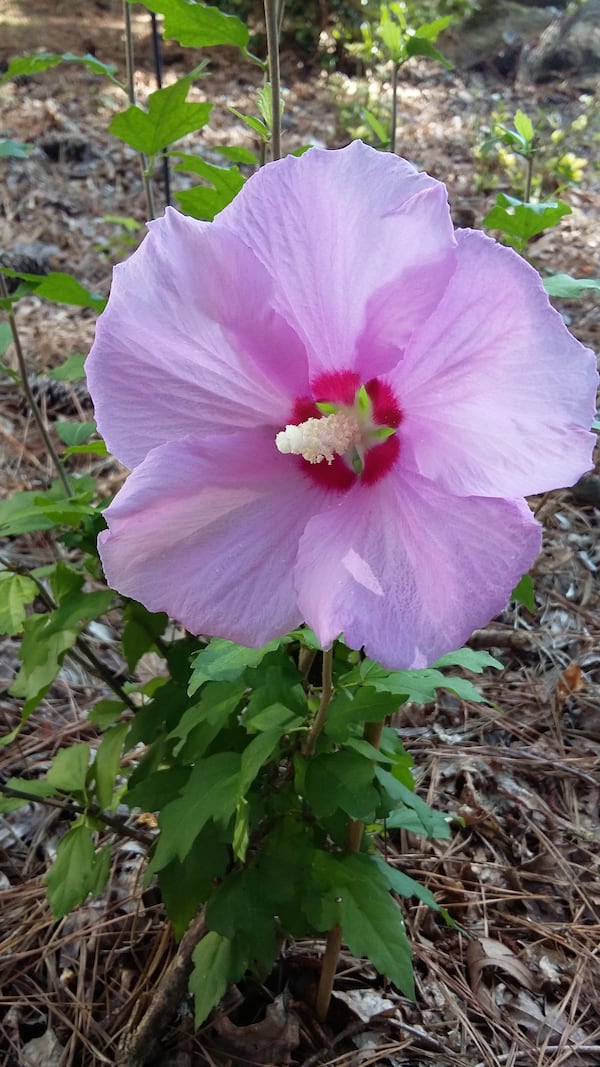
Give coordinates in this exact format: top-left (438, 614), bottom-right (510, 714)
top-left (276, 410), bottom-right (362, 465)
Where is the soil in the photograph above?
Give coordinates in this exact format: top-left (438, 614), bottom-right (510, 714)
top-left (1, 2), bottom-right (599, 1066)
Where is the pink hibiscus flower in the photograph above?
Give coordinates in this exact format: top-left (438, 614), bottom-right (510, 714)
top-left (86, 141), bottom-right (597, 669)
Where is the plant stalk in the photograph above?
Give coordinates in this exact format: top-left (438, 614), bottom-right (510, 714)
top-left (0, 275), bottom-right (72, 497)
top-left (0, 783), bottom-right (153, 846)
top-left (303, 647), bottom-right (333, 758)
top-left (264, 0), bottom-right (282, 161)
top-left (123, 0), bottom-right (156, 219)
top-left (315, 718), bottom-right (385, 1020)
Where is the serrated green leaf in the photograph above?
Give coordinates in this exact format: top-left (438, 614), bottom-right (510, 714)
top-left (169, 680), bottom-right (245, 761)
top-left (324, 686), bottom-right (400, 742)
top-left (432, 648), bottom-right (503, 672)
top-left (110, 79), bottom-right (212, 156)
top-left (483, 194), bottom-right (571, 244)
top-left (173, 152), bottom-right (244, 220)
top-left (47, 743), bottom-right (90, 793)
top-left (0, 572), bottom-right (37, 635)
top-left (188, 637), bottom-right (283, 693)
top-left (10, 621), bottom-right (79, 702)
top-left (48, 353), bottom-right (87, 381)
top-left (190, 932), bottom-right (245, 1027)
top-left (139, 0), bottom-right (249, 50)
top-left (308, 852), bottom-right (414, 998)
top-left (239, 729), bottom-right (280, 795)
top-left (158, 825), bottom-right (229, 938)
top-left (45, 821), bottom-right (110, 918)
top-left (244, 702), bottom-right (303, 733)
top-left (206, 867), bottom-right (279, 969)
top-left (543, 274), bottom-right (600, 298)
top-left (304, 750), bottom-right (379, 821)
top-left (373, 854), bottom-right (439, 909)
top-left (93, 724), bottom-right (128, 810)
top-left (359, 660), bottom-right (488, 704)
top-left (152, 752), bottom-right (241, 868)
top-left (2, 51), bottom-right (121, 86)
top-left (0, 479), bottom-right (93, 536)
top-left (376, 767), bottom-right (452, 839)
top-left (511, 573), bottom-right (536, 612)
top-left (0, 137), bottom-right (33, 158)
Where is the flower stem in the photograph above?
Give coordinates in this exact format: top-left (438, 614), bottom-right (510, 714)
top-left (315, 718), bottom-right (385, 1021)
top-left (303, 647), bottom-right (333, 758)
top-left (123, 0), bottom-right (156, 219)
top-left (0, 275), bottom-right (72, 497)
top-left (264, 0), bottom-right (282, 161)
top-left (390, 62), bottom-right (399, 153)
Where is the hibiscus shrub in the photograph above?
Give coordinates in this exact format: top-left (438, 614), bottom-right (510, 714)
top-left (0, 0), bottom-right (597, 1031)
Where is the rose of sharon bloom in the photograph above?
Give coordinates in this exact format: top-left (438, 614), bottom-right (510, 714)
top-left (86, 141), bottom-right (598, 670)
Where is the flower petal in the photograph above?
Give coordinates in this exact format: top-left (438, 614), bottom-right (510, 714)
top-left (86, 208), bottom-right (308, 468)
top-left (393, 229), bottom-right (598, 497)
top-left (217, 141), bottom-right (457, 381)
top-left (295, 471), bottom-right (542, 669)
top-left (99, 431), bottom-right (330, 645)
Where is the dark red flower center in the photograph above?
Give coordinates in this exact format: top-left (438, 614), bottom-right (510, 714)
top-left (277, 370), bottom-right (402, 492)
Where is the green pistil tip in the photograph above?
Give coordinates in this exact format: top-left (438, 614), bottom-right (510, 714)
top-left (371, 425), bottom-right (396, 441)
top-left (356, 384), bottom-right (371, 416)
top-left (351, 448), bottom-right (364, 475)
top-left (316, 401), bottom-right (338, 415)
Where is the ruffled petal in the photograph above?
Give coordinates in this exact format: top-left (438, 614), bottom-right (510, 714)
top-left (295, 470), bottom-right (542, 669)
top-left (217, 141), bottom-right (457, 381)
top-left (99, 431), bottom-right (330, 645)
top-left (86, 209), bottom-right (308, 468)
top-left (392, 229), bottom-right (598, 497)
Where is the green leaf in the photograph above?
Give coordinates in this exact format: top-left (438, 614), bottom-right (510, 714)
top-left (324, 686), bottom-right (400, 742)
top-left (152, 752), bottom-right (241, 868)
top-left (373, 854), bottom-right (439, 909)
top-left (0, 776), bottom-right (56, 813)
top-left (55, 421), bottom-right (97, 446)
top-left (214, 144), bottom-right (257, 164)
top-left (229, 106), bottom-right (269, 140)
top-left (109, 78), bottom-right (212, 156)
top-left (0, 479), bottom-right (94, 536)
top-left (309, 852), bottom-right (414, 998)
top-left (88, 699), bottom-right (125, 730)
top-left (0, 322), bottom-right (13, 357)
top-left (46, 821), bottom-right (110, 918)
top-left (139, 0), bottom-right (249, 50)
top-left (48, 353), bottom-right (87, 381)
top-left (122, 601), bottom-right (168, 671)
top-left (239, 729), bottom-right (280, 794)
top-left (0, 268), bottom-right (106, 311)
top-left (543, 274), bottom-right (600, 298)
top-left (173, 153), bottom-right (245, 220)
top-left (256, 82), bottom-right (284, 131)
top-left (0, 137), bottom-right (33, 158)
top-left (361, 108), bottom-right (390, 146)
top-left (47, 743), bottom-right (90, 793)
top-left (190, 932), bottom-right (244, 1027)
top-left (10, 621), bottom-right (79, 704)
top-left (304, 750), bottom-right (379, 821)
top-left (405, 35), bottom-right (453, 69)
top-left (188, 637), bottom-right (283, 693)
top-left (169, 680), bottom-right (246, 761)
top-left (376, 767), bottom-right (452, 839)
top-left (206, 867), bottom-right (279, 970)
top-left (511, 573), bottom-right (536, 612)
top-left (158, 825), bottom-right (229, 938)
top-left (1, 51), bottom-right (121, 86)
top-left (483, 194), bottom-right (571, 245)
top-left (0, 572), bottom-right (37, 635)
top-left (413, 15), bottom-right (453, 41)
top-left (93, 724), bottom-right (128, 810)
top-left (432, 648), bottom-right (503, 673)
top-left (359, 660), bottom-right (488, 704)
top-left (513, 108), bottom-right (534, 145)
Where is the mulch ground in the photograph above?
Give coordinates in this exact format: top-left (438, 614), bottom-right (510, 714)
top-left (1, 2), bottom-right (599, 1065)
